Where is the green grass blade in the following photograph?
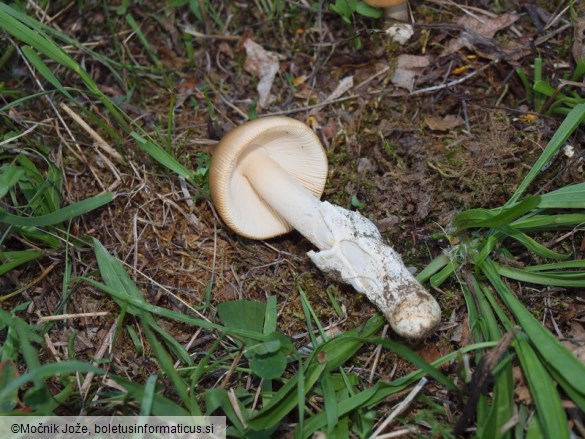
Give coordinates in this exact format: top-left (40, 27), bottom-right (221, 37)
top-left (481, 258), bottom-right (585, 409)
top-left (142, 321), bottom-right (197, 414)
top-left (247, 316), bottom-right (385, 430)
top-left (131, 132), bottom-right (194, 180)
top-left (473, 274), bottom-right (503, 340)
top-left (430, 259), bottom-right (459, 288)
top-left (0, 250), bottom-right (43, 276)
top-left (296, 356), bottom-right (307, 435)
top-left (0, 361), bottom-right (102, 404)
top-left (451, 208), bottom-right (493, 231)
top-left (368, 336), bottom-right (455, 391)
top-left (537, 182), bottom-right (585, 208)
top-left (493, 262), bottom-right (585, 287)
top-left (125, 13), bottom-right (161, 67)
top-left (149, 320), bottom-right (193, 366)
top-left (0, 4), bottom-right (77, 71)
top-left (416, 253), bottom-right (450, 283)
top-left (79, 276), bottom-right (265, 341)
top-left (111, 376), bottom-right (191, 416)
top-left (454, 196), bottom-right (541, 232)
top-left (495, 225), bottom-right (570, 259)
top-left (0, 192), bottom-right (114, 227)
top-left (514, 335), bottom-right (569, 438)
top-left (320, 372), bottom-right (338, 434)
top-left (139, 375), bottom-right (157, 416)
top-left (480, 285), bottom-right (569, 439)
top-left (512, 213), bottom-right (585, 231)
top-left (247, 356), bottom-right (326, 430)
top-left (460, 284), bottom-right (484, 343)
top-left (0, 165), bottom-right (25, 199)
top-left (533, 57), bottom-right (544, 111)
top-left (482, 364), bottom-right (514, 439)
top-left (93, 237), bottom-right (151, 315)
top-left (20, 46), bottom-right (74, 100)
top-left (507, 104), bottom-right (585, 204)
top-left (523, 259), bottom-right (585, 271)
top-left (533, 79), bottom-right (568, 100)
top-left (516, 68), bottom-right (532, 102)
top-left (93, 238), bottom-right (202, 366)
top-left (0, 3), bottom-right (128, 129)
top-left (204, 388), bottom-right (246, 434)
top-left (264, 296), bottom-right (278, 335)
top-left (300, 341), bottom-right (497, 438)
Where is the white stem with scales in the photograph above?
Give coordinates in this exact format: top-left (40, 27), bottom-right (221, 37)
top-left (240, 147), bottom-right (441, 339)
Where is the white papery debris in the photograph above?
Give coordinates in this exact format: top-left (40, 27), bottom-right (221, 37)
top-left (385, 23), bottom-right (414, 45)
top-left (243, 39), bottom-right (280, 108)
top-left (307, 202), bottom-right (441, 339)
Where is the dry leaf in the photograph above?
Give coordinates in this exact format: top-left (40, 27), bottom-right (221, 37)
top-left (513, 366), bottom-right (533, 405)
top-left (425, 114), bottom-right (465, 131)
top-left (572, 17), bottom-right (585, 63)
top-left (391, 54), bottom-right (431, 91)
top-left (323, 76), bottom-right (353, 103)
top-left (562, 322), bottom-right (585, 364)
top-left (309, 76), bottom-right (354, 117)
top-left (244, 39), bottom-right (280, 108)
top-left (457, 13), bottom-right (520, 39)
top-left (447, 13), bottom-right (520, 58)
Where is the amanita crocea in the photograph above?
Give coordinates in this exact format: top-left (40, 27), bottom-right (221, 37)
top-left (363, 0), bottom-right (409, 21)
top-left (209, 116), bottom-right (441, 339)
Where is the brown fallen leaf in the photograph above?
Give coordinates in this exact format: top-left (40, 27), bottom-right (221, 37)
top-left (425, 114), bottom-right (465, 131)
top-left (447, 13), bottom-right (520, 59)
top-left (391, 54), bottom-right (431, 91)
top-left (513, 366), bottom-right (533, 405)
top-left (457, 13), bottom-right (520, 39)
top-left (562, 321), bottom-right (585, 364)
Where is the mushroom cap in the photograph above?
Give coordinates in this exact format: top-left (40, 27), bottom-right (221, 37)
top-left (363, 0), bottom-right (406, 7)
top-left (210, 116), bottom-right (328, 239)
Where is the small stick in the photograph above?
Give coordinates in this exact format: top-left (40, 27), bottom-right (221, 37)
top-left (81, 321), bottom-right (117, 400)
top-left (0, 122), bottom-right (41, 148)
top-left (60, 102), bottom-right (124, 163)
top-left (44, 333), bottom-right (63, 362)
top-left (173, 327), bottom-right (203, 369)
top-left (371, 377), bottom-right (428, 438)
top-left (38, 312), bottom-right (110, 322)
top-left (264, 95), bottom-right (358, 116)
top-left (410, 61), bottom-right (497, 95)
top-left (228, 388), bottom-right (248, 428)
top-left (220, 350), bottom-right (244, 389)
top-left (0, 262), bottom-right (58, 303)
top-left (182, 26), bottom-right (241, 41)
top-left (369, 325), bottom-right (389, 383)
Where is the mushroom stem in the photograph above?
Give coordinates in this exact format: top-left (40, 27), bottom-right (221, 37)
top-left (241, 147), bottom-right (335, 249)
top-left (384, 2), bottom-right (408, 21)
top-left (241, 147), bottom-right (441, 339)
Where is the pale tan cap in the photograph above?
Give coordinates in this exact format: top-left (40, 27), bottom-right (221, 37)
top-left (210, 116), bottom-right (328, 239)
top-left (363, 0), bottom-right (405, 6)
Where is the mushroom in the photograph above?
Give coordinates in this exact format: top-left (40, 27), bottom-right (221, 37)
top-left (363, 0), bottom-right (409, 22)
top-left (209, 116), bottom-right (441, 339)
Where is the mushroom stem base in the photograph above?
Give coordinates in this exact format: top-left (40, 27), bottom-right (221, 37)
top-left (307, 202), bottom-right (441, 339)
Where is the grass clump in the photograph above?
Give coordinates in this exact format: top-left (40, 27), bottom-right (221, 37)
top-left (418, 104), bottom-right (585, 437)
